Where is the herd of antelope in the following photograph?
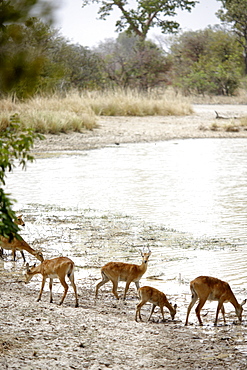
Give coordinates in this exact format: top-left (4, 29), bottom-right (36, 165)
top-left (1, 215), bottom-right (246, 326)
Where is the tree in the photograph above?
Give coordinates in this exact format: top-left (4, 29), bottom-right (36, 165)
top-left (0, 0), bottom-right (49, 239)
top-left (216, 0), bottom-right (247, 74)
top-left (169, 27), bottom-right (243, 95)
top-left (0, 0), bottom-right (55, 98)
top-left (1, 12), bottom-right (106, 96)
top-left (0, 115), bottom-right (43, 239)
top-left (81, 0), bottom-right (198, 41)
top-left (96, 33), bottom-right (171, 90)
top-left (54, 43), bottom-right (105, 91)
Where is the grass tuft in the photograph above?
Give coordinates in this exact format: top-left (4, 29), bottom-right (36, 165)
top-left (239, 116), bottom-right (247, 129)
top-left (0, 89), bottom-right (193, 134)
top-left (209, 117), bottom-right (247, 132)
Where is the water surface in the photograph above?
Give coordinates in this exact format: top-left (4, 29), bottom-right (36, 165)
top-left (3, 138), bottom-right (247, 323)
top-left (7, 138), bottom-right (247, 242)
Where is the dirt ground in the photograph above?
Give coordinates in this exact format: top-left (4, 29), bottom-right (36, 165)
top-left (1, 271), bottom-right (247, 370)
top-left (33, 104), bottom-right (247, 152)
top-left (1, 104), bottom-right (247, 369)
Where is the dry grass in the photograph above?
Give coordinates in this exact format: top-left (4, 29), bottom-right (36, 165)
top-left (80, 89), bottom-right (193, 116)
top-left (210, 116), bottom-right (247, 132)
top-left (188, 88), bottom-right (247, 105)
top-left (239, 116), bottom-right (247, 128)
top-left (2, 88), bottom-right (247, 135)
top-left (0, 95), bottom-right (97, 134)
top-left (0, 89), bottom-right (193, 134)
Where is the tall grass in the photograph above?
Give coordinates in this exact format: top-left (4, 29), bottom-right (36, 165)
top-left (0, 95), bottom-right (97, 134)
top-left (0, 89), bottom-right (193, 134)
top-left (80, 89), bottom-right (193, 116)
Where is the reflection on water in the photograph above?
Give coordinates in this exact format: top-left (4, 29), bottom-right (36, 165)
top-left (6, 138), bottom-right (247, 242)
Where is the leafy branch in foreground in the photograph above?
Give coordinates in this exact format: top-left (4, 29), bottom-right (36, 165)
top-left (0, 114), bottom-right (44, 238)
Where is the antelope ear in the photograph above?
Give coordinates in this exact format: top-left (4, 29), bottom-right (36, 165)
top-left (241, 299), bottom-right (247, 307)
top-left (174, 304), bottom-right (177, 309)
top-left (26, 263), bottom-right (30, 271)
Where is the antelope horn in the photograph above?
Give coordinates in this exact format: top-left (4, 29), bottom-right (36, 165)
top-left (142, 246), bottom-right (151, 253)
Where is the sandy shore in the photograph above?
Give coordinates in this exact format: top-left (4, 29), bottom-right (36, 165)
top-left (33, 105), bottom-right (247, 152)
top-left (1, 272), bottom-right (247, 370)
top-left (1, 104), bottom-right (247, 369)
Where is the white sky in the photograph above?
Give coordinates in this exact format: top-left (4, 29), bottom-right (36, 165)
top-left (54, 0), bottom-right (221, 48)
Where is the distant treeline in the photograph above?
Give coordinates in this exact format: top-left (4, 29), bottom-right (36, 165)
top-left (0, 17), bottom-right (246, 99)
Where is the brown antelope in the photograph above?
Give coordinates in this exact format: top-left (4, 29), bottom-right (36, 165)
top-left (135, 286), bottom-right (177, 322)
top-left (0, 215), bottom-right (24, 259)
top-left (185, 276), bottom-right (246, 326)
top-left (95, 248), bottom-right (151, 300)
top-left (0, 215), bottom-right (39, 262)
top-left (16, 215), bottom-right (25, 227)
top-left (25, 257), bottom-right (79, 307)
top-left (0, 235), bottom-right (44, 262)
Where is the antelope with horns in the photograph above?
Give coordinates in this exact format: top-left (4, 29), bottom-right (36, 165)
top-left (135, 286), bottom-right (177, 322)
top-left (0, 215), bottom-right (43, 262)
top-left (25, 257), bottom-right (79, 307)
top-left (95, 248), bottom-right (151, 300)
top-left (185, 276), bottom-right (246, 326)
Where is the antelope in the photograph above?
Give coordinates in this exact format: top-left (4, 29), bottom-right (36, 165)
top-left (25, 257), bottom-right (79, 307)
top-left (0, 235), bottom-right (44, 262)
top-left (95, 248), bottom-right (151, 300)
top-left (135, 286), bottom-right (177, 322)
top-left (16, 215), bottom-right (25, 227)
top-left (185, 276), bottom-right (246, 326)
top-left (0, 215), bottom-right (40, 262)
top-left (0, 215), bottom-right (24, 259)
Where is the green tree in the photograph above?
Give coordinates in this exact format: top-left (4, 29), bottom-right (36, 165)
top-left (0, 0), bottom-right (48, 239)
top-left (0, 115), bottom-right (43, 239)
top-left (216, 0), bottom-right (247, 73)
top-left (170, 27), bottom-right (244, 95)
top-left (81, 0), bottom-right (198, 41)
top-left (22, 17), bottom-right (69, 94)
top-left (1, 13), bottom-right (106, 96)
top-left (54, 43), bottom-right (105, 91)
top-left (0, 0), bottom-right (55, 98)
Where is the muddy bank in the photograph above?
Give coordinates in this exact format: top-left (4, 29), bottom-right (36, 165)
top-left (1, 208), bottom-right (247, 369)
top-left (32, 105), bottom-right (247, 152)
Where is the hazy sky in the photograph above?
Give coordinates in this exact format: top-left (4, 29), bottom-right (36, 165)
top-left (54, 0), bottom-right (221, 47)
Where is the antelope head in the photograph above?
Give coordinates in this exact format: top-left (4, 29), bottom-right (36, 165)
top-left (25, 262), bottom-right (36, 283)
top-left (34, 250), bottom-right (44, 262)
